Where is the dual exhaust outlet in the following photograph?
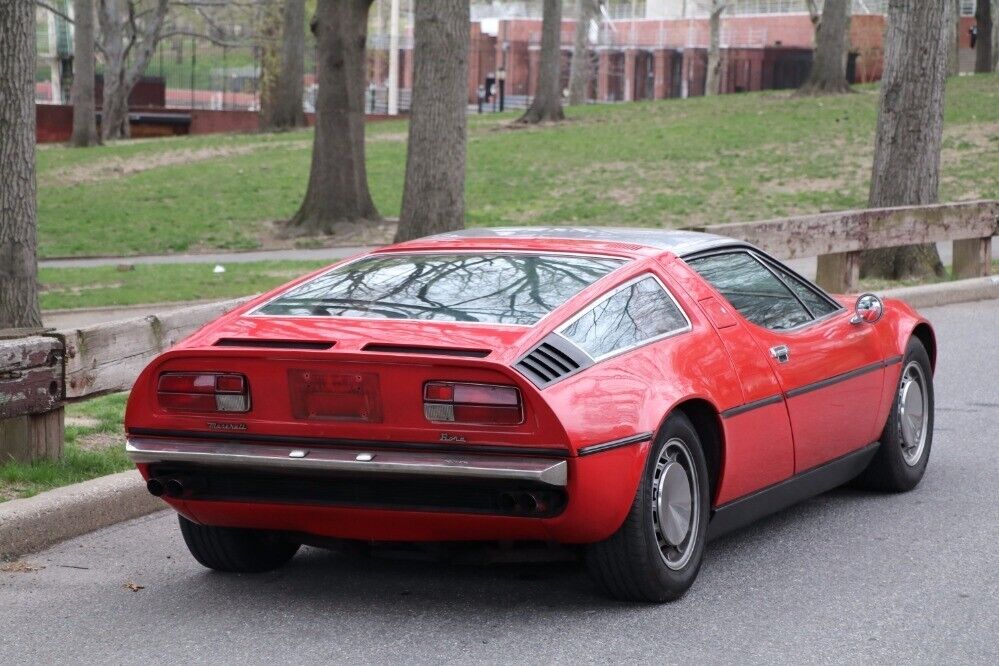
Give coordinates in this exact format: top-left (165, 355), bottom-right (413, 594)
top-left (497, 491), bottom-right (548, 515)
top-left (146, 477), bottom-right (198, 499)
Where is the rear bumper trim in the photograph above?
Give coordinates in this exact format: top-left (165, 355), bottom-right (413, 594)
top-left (126, 437), bottom-right (568, 487)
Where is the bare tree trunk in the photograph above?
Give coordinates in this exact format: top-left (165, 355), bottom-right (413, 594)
top-left (797, 0), bottom-right (852, 95)
top-left (948, 0), bottom-right (961, 76)
top-left (976, 0), bottom-right (994, 72)
top-left (260, 0), bottom-right (307, 130)
top-left (0, 0), bottom-right (43, 329)
top-left (286, 0), bottom-right (380, 236)
top-left (704, 4), bottom-right (724, 97)
top-left (993, 0), bottom-right (999, 70)
top-left (394, 0), bottom-right (469, 242)
top-left (70, 0), bottom-right (100, 147)
top-left (861, 0), bottom-right (950, 281)
top-left (97, 0), bottom-right (170, 141)
top-left (518, 0), bottom-right (565, 123)
top-left (258, 0), bottom-right (283, 128)
top-left (568, 0), bottom-right (596, 105)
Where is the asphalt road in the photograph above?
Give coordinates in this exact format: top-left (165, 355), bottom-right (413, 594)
top-left (2, 301), bottom-right (997, 665)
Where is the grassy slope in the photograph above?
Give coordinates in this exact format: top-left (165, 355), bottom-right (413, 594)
top-left (37, 74), bottom-right (999, 259)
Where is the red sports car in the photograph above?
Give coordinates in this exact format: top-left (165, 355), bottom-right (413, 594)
top-left (125, 228), bottom-right (936, 601)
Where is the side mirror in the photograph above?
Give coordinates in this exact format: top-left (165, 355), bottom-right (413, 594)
top-left (850, 293), bottom-right (884, 325)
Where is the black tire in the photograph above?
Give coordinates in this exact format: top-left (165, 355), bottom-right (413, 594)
top-left (586, 412), bottom-right (711, 602)
top-left (855, 337), bottom-right (934, 492)
top-left (178, 515), bottom-right (300, 573)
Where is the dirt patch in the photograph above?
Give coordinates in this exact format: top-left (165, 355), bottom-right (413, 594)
top-left (65, 415), bottom-right (101, 429)
top-left (43, 142), bottom-right (305, 187)
top-left (76, 432), bottom-right (121, 452)
top-left (249, 219), bottom-right (398, 252)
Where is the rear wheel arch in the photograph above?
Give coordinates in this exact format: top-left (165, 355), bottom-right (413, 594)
top-left (910, 323), bottom-right (936, 372)
top-left (666, 399), bottom-right (723, 504)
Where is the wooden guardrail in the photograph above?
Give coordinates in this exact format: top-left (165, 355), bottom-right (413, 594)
top-left (0, 200), bottom-right (996, 464)
top-left (690, 199), bottom-right (998, 293)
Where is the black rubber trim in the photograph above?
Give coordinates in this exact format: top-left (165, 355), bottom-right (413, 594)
top-left (577, 432), bottom-right (652, 457)
top-left (214, 338), bottom-right (334, 350)
top-left (127, 428), bottom-right (571, 458)
top-left (784, 360), bottom-right (887, 399)
top-left (362, 343), bottom-right (490, 358)
top-left (707, 441), bottom-right (879, 541)
top-left (884, 354), bottom-right (903, 366)
top-left (720, 394), bottom-right (783, 419)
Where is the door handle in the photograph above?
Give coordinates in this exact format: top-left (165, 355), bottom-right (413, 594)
top-left (770, 345), bottom-right (790, 363)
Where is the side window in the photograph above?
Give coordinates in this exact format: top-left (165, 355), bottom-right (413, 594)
top-left (687, 252), bottom-right (812, 331)
top-left (765, 260), bottom-right (840, 318)
top-left (560, 276), bottom-right (689, 359)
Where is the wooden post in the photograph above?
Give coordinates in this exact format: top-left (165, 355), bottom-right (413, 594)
top-left (0, 335), bottom-right (64, 464)
top-left (815, 251), bottom-right (861, 294)
top-left (952, 237), bottom-right (993, 279)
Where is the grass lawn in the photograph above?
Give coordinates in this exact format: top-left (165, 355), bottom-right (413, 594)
top-left (39, 259), bottom-right (328, 310)
top-left (37, 74), bottom-right (999, 259)
top-left (0, 394), bottom-right (131, 502)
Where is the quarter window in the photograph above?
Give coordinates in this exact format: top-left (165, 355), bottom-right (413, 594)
top-left (687, 252), bottom-right (812, 330)
top-left (766, 260), bottom-right (840, 318)
top-left (560, 276), bottom-right (689, 359)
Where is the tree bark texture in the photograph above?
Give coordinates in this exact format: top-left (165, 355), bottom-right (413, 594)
top-left (568, 0), bottom-right (597, 105)
top-left (96, 0), bottom-right (170, 141)
top-left (993, 0), bottom-right (999, 70)
top-left (0, 0), bottom-right (43, 329)
top-left (797, 0), bottom-right (851, 95)
top-left (394, 0), bottom-right (469, 242)
top-left (861, 0), bottom-right (950, 281)
top-left (258, 1), bottom-right (283, 129)
top-left (976, 0), bottom-right (994, 72)
top-left (286, 0), bottom-right (380, 236)
top-left (70, 0), bottom-right (100, 147)
top-left (274, 0), bottom-right (307, 128)
top-left (518, 0), bottom-right (565, 122)
top-left (704, 3), bottom-right (724, 97)
top-left (948, 0), bottom-right (961, 76)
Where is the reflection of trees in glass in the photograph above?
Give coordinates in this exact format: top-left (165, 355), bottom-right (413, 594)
top-left (688, 253), bottom-right (812, 331)
top-left (258, 254), bottom-right (624, 325)
top-left (562, 278), bottom-right (688, 359)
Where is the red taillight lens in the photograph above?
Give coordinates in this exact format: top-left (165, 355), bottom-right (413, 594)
top-left (157, 373), bottom-right (250, 413)
top-left (423, 382), bottom-right (523, 425)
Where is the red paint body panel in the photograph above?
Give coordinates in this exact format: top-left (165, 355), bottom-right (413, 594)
top-left (126, 234), bottom-right (935, 545)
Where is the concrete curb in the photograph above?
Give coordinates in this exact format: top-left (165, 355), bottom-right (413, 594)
top-left (881, 275), bottom-right (999, 308)
top-left (0, 470), bottom-right (163, 560)
top-left (2, 274), bottom-right (997, 559)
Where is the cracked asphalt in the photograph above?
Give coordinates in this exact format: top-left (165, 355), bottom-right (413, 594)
top-left (1, 300), bottom-right (997, 664)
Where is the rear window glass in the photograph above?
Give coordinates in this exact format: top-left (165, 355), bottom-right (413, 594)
top-left (255, 253), bottom-right (626, 325)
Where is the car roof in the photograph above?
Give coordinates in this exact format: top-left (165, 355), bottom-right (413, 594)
top-left (419, 227), bottom-right (739, 257)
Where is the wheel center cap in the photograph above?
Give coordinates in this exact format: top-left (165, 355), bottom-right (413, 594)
top-left (657, 462), bottom-right (692, 546)
top-left (900, 380), bottom-right (923, 445)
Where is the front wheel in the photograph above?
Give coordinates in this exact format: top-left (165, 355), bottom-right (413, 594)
top-left (856, 337), bottom-right (934, 492)
top-left (586, 412), bottom-right (710, 602)
top-left (178, 515), bottom-right (300, 573)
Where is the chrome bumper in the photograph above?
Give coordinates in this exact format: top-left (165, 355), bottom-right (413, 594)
top-left (125, 437), bottom-right (568, 487)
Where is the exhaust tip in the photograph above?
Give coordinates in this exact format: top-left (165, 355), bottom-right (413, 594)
top-left (498, 492), bottom-right (518, 513)
top-left (516, 492), bottom-right (539, 514)
top-left (164, 478), bottom-right (185, 498)
top-left (146, 478), bottom-right (165, 497)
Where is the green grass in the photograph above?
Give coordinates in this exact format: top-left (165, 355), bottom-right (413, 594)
top-left (39, 259), bottom-right (328, 310)
top-left (0, 394), bottom-right (131, 502)
top-left (35, 73), bottom-right (999, 259)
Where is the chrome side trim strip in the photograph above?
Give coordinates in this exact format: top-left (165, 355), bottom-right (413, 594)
top-left (720, 394), bottom-right (783, 419)
top-left (126, 438), bottom-right (568, 487)
top-left (577, 432), bottom-right (653, 457)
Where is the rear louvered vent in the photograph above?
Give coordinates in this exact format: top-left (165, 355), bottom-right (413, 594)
top-left (214, 338), bottom-right (333, 350)
top-left (514, 334), bottom-right (593, 388)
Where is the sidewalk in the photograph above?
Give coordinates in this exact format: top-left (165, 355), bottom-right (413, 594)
top-left (39, 245), bottom-right (374, 269)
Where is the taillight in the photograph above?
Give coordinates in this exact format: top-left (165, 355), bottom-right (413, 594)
top-left (157, 373), bottom-right (250, 413)
top-left (423, 382), bottom-right (523, 425)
